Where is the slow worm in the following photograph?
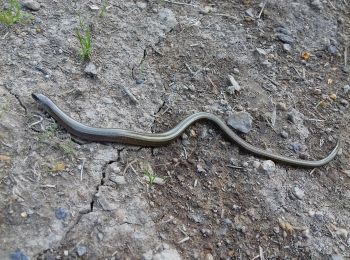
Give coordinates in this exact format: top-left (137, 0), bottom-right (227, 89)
top-left (32, 93), bottom-right (340, 167)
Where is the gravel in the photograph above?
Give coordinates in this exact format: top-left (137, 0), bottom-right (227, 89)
top-left (258, 160), bottom-right (276, 174)
top-left (84, 62), bottom-right (97, 76)
top-left (76, 245), bottom-right (87, 257)
top-left (293, 187), bottom-right (305, 200)
top-left (22, 0), bottom-right (40, 11)
top-left (55, 207), bottom-right (68, 220)
top-left (276, 33), bottom-right (294, 44)
top-left (226, 111), bottom-right (253, 134)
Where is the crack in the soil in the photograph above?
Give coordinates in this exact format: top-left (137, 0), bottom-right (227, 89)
top-left (3, 84), bottom-right (28, 114)
top-left (90, 147), bottom-right (125, 212)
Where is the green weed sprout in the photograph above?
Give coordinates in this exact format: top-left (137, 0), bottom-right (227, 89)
top-left (75, 19), bottom-right (92, 60)
top-left (0, 0), bottom-right (22, 26)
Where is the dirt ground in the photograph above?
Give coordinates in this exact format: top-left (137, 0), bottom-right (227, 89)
top-left (1, 0), bottom-right (350, 259)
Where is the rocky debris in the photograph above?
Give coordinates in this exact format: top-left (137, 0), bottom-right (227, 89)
top-left (197, 164), bottom-right (206, 173)
top-left (201, 228), bottom-right (212, 237)
top-left (331, 255), bottom-right (344, 260)
top-left (258, 160), bottom-right (276, 174)
top-left (310, 0), bottom-right (323, 10)
top-left (84, 62), bottom-right (97, 76)
top-left (287, 109), bottom-right (304, 124)
top-left (277, 102), bottom-right (287, 111)
top-left (109, 175), bottom-right (127, 185)
top-left (106, 162), bottom-right (121, 174)
top-left (344, 85), bottom-right (350, 94)
top-left (227, 111), bottom-right (253, 134)
top-left (280, 130), bottom-right (288, 139)
top-left (327, 44), bottom-right (337, 54)
top-left (293, 187), bottom-right (305, 200)
top-left (159, 9), bottom-right (177, 33)
top-left (245, 8), bottom-right (255, 18)
top-left (290, 142), bottom-right (307, 154)
top-left (205, 253), bottom-right (214, 260)
top-left (283, 43), bottom-right (292, 52)
top-left (276, 27), bottom-right (294, 44)
top-left (10, 250), bottom-right (28, 260)
top-left (150, 244), bottom-right (181, 260)
top-left (55, 207), bottom-right (68, 220)
top-left (22, 0), bottom-right (40, 11)
top-left (76, 245), bottom-right (87, 257)
top-left (227, 75), bottom-right (241, 94)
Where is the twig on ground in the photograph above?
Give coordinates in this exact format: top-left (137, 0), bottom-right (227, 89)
top-left (226, 164), bottom-right (243, 169)
top-left (79, 158), bottom-right (86, 181)
top-left (345, 45), bottom-right (348, 67)
top-left (259, 246), bottom-right (265, 260)
top-left (257, 1), bottom-right (267, 19)
top-left (185, 63), bottom-right (196, 75)
top-left (121, 85), bottom-right (138, 104)
top-left (28, 114), bottom-right (43, 129)
top-left (123, 159), bottom-right (138, 175)
top-left (177, 236), bottom-right (190, 244)
top-left (164, 0), bottom-right (198, 8)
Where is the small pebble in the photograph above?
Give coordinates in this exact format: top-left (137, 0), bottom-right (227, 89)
top-left (258, 160), bottom-right (276, 174)
top-left (22, 0), bottom-right (41, 11)
top-left (343, 85), bottom-right (350, 94)
top-left (302, 229), bottom-right (311, 240)
top-left (340, 99), bottom-right (348, 106)
top-left (76, 245), bottom-right (87, 257)
top-left (233, 68), bottom-right (240, 74)
top-left (109, 175), bottom-right (127, 185)
top-left (293, 187), bottom-right (305, 200)
top-left (310, 0), bottom-right (323, 10)
top-left (20, 212), bottom-right (28, 218)
top-left (55, 207), bottom-right (68, 220)
top-left (314, 88), bottom-right (322, 95)
top-left (135, 78), bottom-right (144, 84)
top-left (290, 143), bottom-right (307, 154)
top-left (329, 93), bottom-right (337, 100)
top-left (276, 33), bottom-right (294, 44)
top-left (201, 228), bottom-right (212, 236)
top-left (327, 45), bottom-right (337, 54)
top-left (252, 161), bottom-right (261, 169)
top-left (273, 226), bottom-right (280, 234)
top-left (283, 43), bottom-right (292, 52)
top-left (277, 102), bottom-right (287, 111)
top-left (245, 8), bottom-right (255, 18)
top-left (64, 250), bottom-right (69, 256)
top-left (276, 27), bottom-right (291, 35)
top-left (226, 111), bottom-right (253, 134)
top-left (197, 164), bottom-right (206, 173)
top-left (102, 97), bottom-right (114, 104)
top-left (9, 250), bottom-right (28, 260)
top-left (335, 228), bottom-right (348, 239)
top-left (205, 253), bottom-right (214, 260)
top-left (280, 130), bottom-right (288, 139)
top-left (227, 75), bottom-right (241, 94)
top-left (84, 62), bottom-right (97, 77)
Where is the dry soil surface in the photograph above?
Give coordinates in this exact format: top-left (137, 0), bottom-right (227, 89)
top-left (1, 0), bottom-right (350, 259)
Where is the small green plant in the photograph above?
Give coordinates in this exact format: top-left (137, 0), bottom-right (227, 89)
top-left (38, 123), bottom-right (58, 142)
top-left (144, 169), bottom-right (157, 185)
top-left (0, 0), bottom-right (24, 26)
top-left (58, 139), bottom-right (76, 156)
top-left (75, 18), bottom-right (92, 60)
top-left (98, 0), bottom-right (109, 18)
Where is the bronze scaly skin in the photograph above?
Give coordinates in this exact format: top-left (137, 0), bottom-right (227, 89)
top-left (32, 93), bottom-right (340, 167)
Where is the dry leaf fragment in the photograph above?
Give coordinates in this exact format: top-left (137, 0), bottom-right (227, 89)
top-left (329, 93), bottom-right (337, 101)
top-left (0, 155), bottom-right (11, 161)
top-left (278, 218), bottom-right (294, 235)
top-left (50, 162), bottom-right (65, 172)
top-left (301, 51), bottom-right (310, 61)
